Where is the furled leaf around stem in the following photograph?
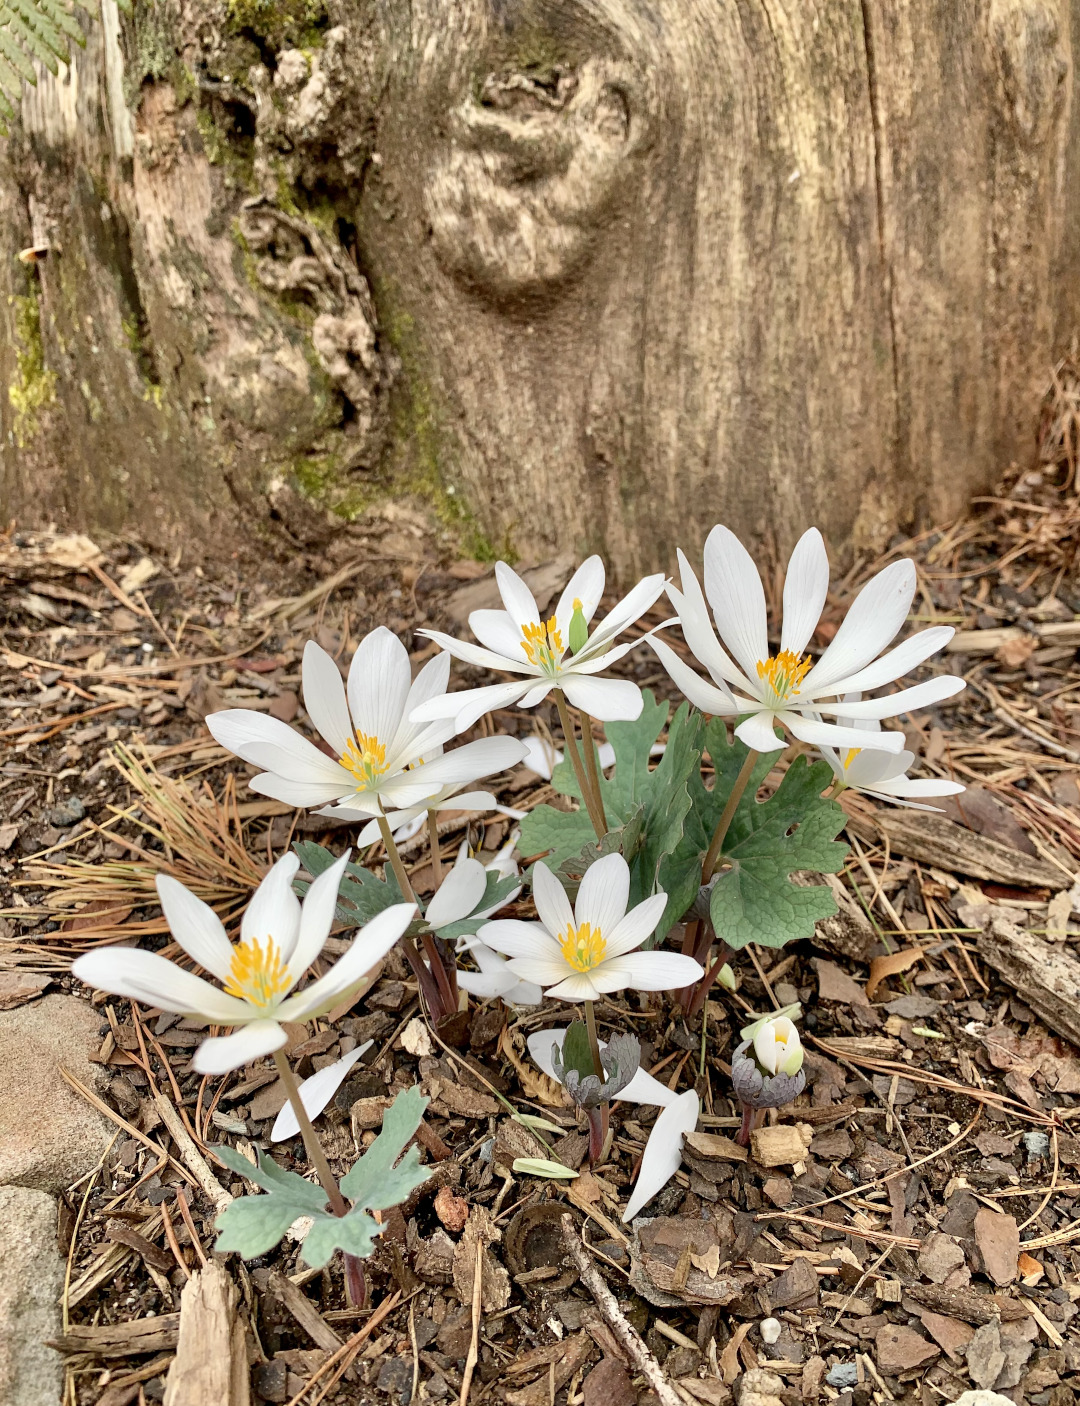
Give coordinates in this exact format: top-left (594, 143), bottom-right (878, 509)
top-left (519, 691), bottom-right (703, 935)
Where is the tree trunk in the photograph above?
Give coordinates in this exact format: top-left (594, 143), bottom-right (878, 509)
top-left (0, 0), bottom-right (1076, 577)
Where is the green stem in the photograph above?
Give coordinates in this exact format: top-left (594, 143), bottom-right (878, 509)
top-left (583, 1000), bottom-right (605, 1081)
top-left (377, 811), bottom-right (417, 904)
top-left (553, 690), bottom-right (606, 841)
top-left (577, 706), bottom-right (609, 837)
top-left (701, 749), bottom-right (760, 884)
top-left (427, 808), bottom-right (443, 888)
top-left (273, 1049), bottom-right (348, 1218)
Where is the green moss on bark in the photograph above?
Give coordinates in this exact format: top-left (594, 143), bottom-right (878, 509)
top-left (8, 287), bottom-right (57, 447)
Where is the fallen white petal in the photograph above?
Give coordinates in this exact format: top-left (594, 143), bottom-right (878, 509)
top-left (270, 1041), bottom-right (373, 1142)
top-left (622, 1089), bottom-right (700, 1221)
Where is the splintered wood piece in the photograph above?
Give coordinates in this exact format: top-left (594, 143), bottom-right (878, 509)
top-left (49, 1314), bottom-right (181, 1358)
top-left (162, 1261), bottom-right (249, 1406)
top-left (977, 920), bottom-right (1080, 1051)
top-left (749, 1124), bottom-right (814, 1169)
top-left (267, 1270), bottom-right (343, 1352)
top-left (845, 811), bottom-right (1064, 888)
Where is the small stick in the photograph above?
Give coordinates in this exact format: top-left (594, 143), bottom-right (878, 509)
top-left (153, 1093), bottom-right (233, 1215)
top-left (458, 1237), bottom-right (484, 1406)
top-left (559, 1215), bottom-right (681, 1406)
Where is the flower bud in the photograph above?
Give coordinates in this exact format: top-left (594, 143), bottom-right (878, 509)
top-left (730, 1013), bottom-right (807, 1111)
top-left (716, 962), bottom-right (736, 992)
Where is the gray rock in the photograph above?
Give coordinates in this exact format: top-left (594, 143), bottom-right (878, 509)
top-left (0, 995), bottom-right (113, 1193)
top-left (826, 1364), bottom-right (859, 1388)
top-left (0, 1186), bottom-right (65, 1406)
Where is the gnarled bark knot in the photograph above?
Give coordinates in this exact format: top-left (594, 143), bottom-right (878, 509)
top-left (424, 57), bottom-right (655, 309)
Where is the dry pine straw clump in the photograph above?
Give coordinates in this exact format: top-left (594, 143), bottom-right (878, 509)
top-left (2, 475), bottom-right (1080, 1405)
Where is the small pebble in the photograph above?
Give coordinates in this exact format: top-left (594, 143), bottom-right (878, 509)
top-left (827, 1365), bottom-right (859, 1389)
top-left (48, 797), bottom-right (86, 828)
top-left (1023, 1131), bottom-right (1050, 1160)
top-left (760, 1318), bottom-right (782, 1345)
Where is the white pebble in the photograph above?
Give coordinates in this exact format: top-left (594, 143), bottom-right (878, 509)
top-left (759, 1317), bottom-right (781, 1345)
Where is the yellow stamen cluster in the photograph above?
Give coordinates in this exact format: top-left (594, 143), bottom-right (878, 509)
top-left (756, 650), bottom-right (812, 701)
top-left (223, 935), bottom-right (291, 1009)
top-left (521, 616), bottom-right (564, 670)
top-left (559, 921), bottom-right (607, 973)
top-left (341, 731), bottom-right (388, 788)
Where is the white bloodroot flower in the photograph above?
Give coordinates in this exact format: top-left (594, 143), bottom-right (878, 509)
top-left (207, 628), bottom-right (525, 819)
top-left (818, 710), bottom-right (965, 810)
top-left (750, 1013), bottom-right (805, 1077)
top-left (477, 852), bottom-right (703, 1001)
top-left (410, 557), bottom-right (668, 732)
top-left (71, 852), bottom-right (415, 1074)
top-left (649, 526), bottom-right (965, 755)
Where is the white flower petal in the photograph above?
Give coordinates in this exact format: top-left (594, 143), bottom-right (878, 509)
top-left (581, 572), bottom-right (665, 651)
top-left (285, 849), bottom-right (351, 986)
top-left (271, 1041), bottom-right (372, 1141)
top-left (872, 776), bottom-right (966, 799)
top-left (473, 919), bottom-right (554, 958)
top-left (780, 528), bottom-right (830, 659)
top-left (426, 856), bottom-right (489, 929)
top-left (194, 1020), bottom-right (289, 1076)
top-left (390, 653), bottom-right (452, 757)
top-left (248, 774), bottom-right (350, 808)
top-left (734, 711), bottom-right (787, 752)
top-left (526, 1026), bottom-right (569, 1080)
top-left (591, 951), bottom-right (704, 993)
top-left (673, 552), bottom-right (754, 690)
top-left (347, 627), bottom-right (412, 751)
top-left (522, 737), bottom-right (562, 779)
top-left (531, 862), bottom-right (576, 938)
top-left (543, 970), bottom-right (601, 1001)
top-left (782, 712), bottom-right (905, 753)
top-left (801, 559), bottom-right (916, 695)
top-left (574, 852), bottom-right (629, 938)
top-left (494, 561), bottom-right (541, 626)
top-left (206, 710), bottom-right (351, 788)
top-left (470, 610), bottom-right (530, 661)
top-left (517, 681), bottom-right (554, 708)
top-left (504, 954), bottom-right (574, 986)
top-left (72, 948), bottom-right (252, 1023)
top-left (648, 637), bottom-right (741, 716)
top-left (155, 874), bottom-right (234, 984)
top-left (554, 556), bottom-right (606, 637)
top-left (703, 526), bottom-right (770, 683)
top-left (830, 625), bottom-right (956, 695)
top-left (619, 1067), bottom-right (680, 1107)
top-left (302, 641), bottom-right (354, 759)
top-left (623, 1090), bottom-right (699, 1221)
top-left (603, 893), bottom-right (669, 959)
top-left (416, 628), bottom-right (531, 677)
top-left (413, 680), bottom-right (536, 731)
top-left (279, 902), bottom-right (416, 1021)
top-left (242, 853), bottom-right (302, 957)
top-left (822, 675), bottom-right (965, 719)
top-left (560, 674), bottom-right (643, 722)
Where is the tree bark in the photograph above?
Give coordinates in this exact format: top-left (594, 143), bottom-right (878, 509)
top-left (0, 0), bottom-right (1077, 576)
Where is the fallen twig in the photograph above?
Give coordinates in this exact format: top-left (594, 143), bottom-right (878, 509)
top-left (559, 1214), bottom-right (682, 1406)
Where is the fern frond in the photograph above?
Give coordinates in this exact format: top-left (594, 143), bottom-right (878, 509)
top-left (7, 0), bottom-right (76, 63)
top-left (0, 27), bottom-right (39, 84)
top-left (31, 0), bottom-right (85, 47)
top-left (3, 10), bottom-right (61, 73)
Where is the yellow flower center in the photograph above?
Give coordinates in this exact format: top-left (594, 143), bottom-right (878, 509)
top-left (756, 650), bottom-right (812, 702)
top-left (223, 935), bottom-right (291, 1009)
top-left (521, 616), bottom-right (564, 671)
top-left (341, 731), bottom-right (388, 788)
top-left (559, 921), bottom-right (607, 973)
top-left (841, 747), bottom-right (862, 771)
